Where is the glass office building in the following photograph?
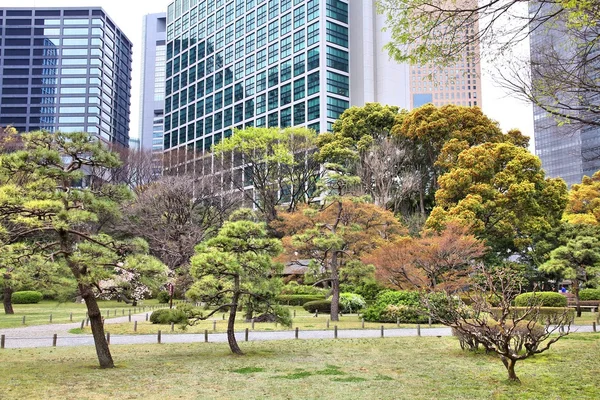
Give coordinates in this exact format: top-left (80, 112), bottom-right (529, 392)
top-left (0, 8), bottom-right (133, 148)
top-left (163, 0), bottom-right (351, 174)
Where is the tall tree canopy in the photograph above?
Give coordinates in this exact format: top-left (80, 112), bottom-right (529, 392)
top-left (426, 142), bottom-right (568, 259)
top-left (563, 170), bottom-right (600, 226)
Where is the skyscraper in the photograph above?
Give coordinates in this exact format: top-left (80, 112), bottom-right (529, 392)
top-left (407, 0), bottom-right (482, 109)
top-left (0, 7), bottom-right (133, 148)
top-left (139, 12), bottom-right (167, 156)
top-left (529, 2), bottom-right (600, 186)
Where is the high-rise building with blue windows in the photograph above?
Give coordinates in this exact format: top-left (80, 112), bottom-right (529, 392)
top-left (0, 7), bottom-right (133, 148)
top-left (163, 0), bottom-right (414, 174)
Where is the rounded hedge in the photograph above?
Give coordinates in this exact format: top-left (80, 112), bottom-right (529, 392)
top-left (303, 300), bottom-right (331, 313)
top-left (363, 290), bottom-right (427, 323)
top-left (580, 289), bottom-right (600, 301)
top-left (514, 292), bottom-right (567, 307)
top-left (12, 291), bottom-right (43, 304)
top-left (149, 309), bottom-right (188, 324)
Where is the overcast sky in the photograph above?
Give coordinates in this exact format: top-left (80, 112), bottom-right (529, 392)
top-left (3, 0), bottom-right (534, 148)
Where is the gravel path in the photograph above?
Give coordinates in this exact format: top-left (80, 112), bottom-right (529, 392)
top-left (0, 319), bottom-right (596, 349)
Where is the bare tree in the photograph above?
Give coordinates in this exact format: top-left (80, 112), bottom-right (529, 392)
top-left (119, 175), bottom-right (240, 293)
top-left (423, 265), bottom-right (572, 382)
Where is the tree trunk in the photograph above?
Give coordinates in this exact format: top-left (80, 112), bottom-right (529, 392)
top-left (330, 252), bottom-right (340, 322)
top-left (501, 356), bottom-right (520, 383)
top-left (227, 276), bottom-right (243, 355)
top-left (3, 286), bottom-right (14, 315)
top-left (573, 280), bottom-right (582, 318)
top-left (419, 188), bottom-right (426, 216)
top-left (81, 283), bottom-right (115, 368)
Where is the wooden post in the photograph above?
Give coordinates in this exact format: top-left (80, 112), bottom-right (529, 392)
top-left (326, 319), bottom-right (330, 329)
top-left (49, 313), bottom-right (52, 323)
top-left (86, 318), bottom-right (89, 326)
top-left (213, 320), bottom-right (217, 331)
top-left (80, 319), bottom-right (85, 330)
top-left (106, 332), bottom-right (110, 345)
top-left (293, 310), bottom-right (296, 318)
top-left (70, 312), bottom-right (73, 322)
top-left (128, 310), bottom-right (131, 322)
top-left (334, 325), bottom-right (338, 339)
top-left (396, 318), bottom-right (399, 327)
top-left (381, 326), bottom-right (384, 338)
top-left (146, 313), bottom-right (149, 321)
top-left (417, 324), bottom-right (421, 337)
top-left (295, 327), bottom-right (299, 339)
top-left (122, 309), bottom-right (125, 316)
top-left (52, 334), bottom-right (57, 347)
top-left (362, 318), bottom-right (365, 329)
top-left (222, 313), bottom-right (225, 320)
top-left (251, 319), bottom-right (255, 330)
top-left (245, 328), bottom-right (249, 342)
top-left (134, 321), bottom-right (138, 332)
top-left (204, 329), bottom-right (208, 343)
top-left (171, 322), bottom-right (175, 332)
top-left (158, 330), bottom-right (162, 344)
top-left (315, 310), bottom-right (318, 317)
top-left (1, 335), bottom-right (5, 349)
top-left (22, 316), bottom-right (26, 325)
top-left (428, 316), bottom-right (432, 328)
top-left (593, 322), bottom-right (597, 333)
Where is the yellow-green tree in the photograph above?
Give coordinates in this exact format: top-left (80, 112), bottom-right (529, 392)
top-left (563, 171), bottom-right (600, 225)
top-left (426, 142), bottom-right (568, 258)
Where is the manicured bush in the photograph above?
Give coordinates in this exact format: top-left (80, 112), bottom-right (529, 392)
top-left (303, 300), bottom-right (331, 314)
top-left (490, 307), bottom-right (574, 323)
top-left (12, 291), bottom-right (43, 304)
top-left (276, 294), bottom-right (326, 306)
top-left (335, 293), bottom-right (366, 313)
top-left (157, 291), bottom-right (170, 304)
top-left (280, 282), bottom-right (327, 296)
top-left (580, 289), bottom-right (600, 301)
top-left (340, 281), bottom-right (386, 301)
top-left (363, 290), bottom-right (427, 323)
top-left (149, 309), bottom-right (188, 324)
top-left (514, 292), bottom-right (567, 307)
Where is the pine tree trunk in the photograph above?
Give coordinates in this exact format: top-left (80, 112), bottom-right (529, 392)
top-left (330, 252), bottom-right (340, 322)
top-left (81, 283), bottom-right (115, 368)
top-left (227, 276), bottom-right (243, 355)
top-left (3, 286), bottom-right (14, 315)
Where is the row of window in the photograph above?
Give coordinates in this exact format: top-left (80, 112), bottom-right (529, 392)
top-left (165, 95), bottom-right (321, 150)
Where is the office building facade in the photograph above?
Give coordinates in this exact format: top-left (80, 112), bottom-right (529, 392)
top-left (530, 2), bottom-right (600, 186)
top-left (163, 0), bottom-right (355, 174)
top-left (139, 12), bottom-right (167, 156)
top-left (0, 7), bottom-right (133, 148)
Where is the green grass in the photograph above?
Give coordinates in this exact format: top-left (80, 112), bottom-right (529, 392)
top-left (0, 300), bottom-right (165, 329)
top-left (0, 334), bottom-right (598, 399)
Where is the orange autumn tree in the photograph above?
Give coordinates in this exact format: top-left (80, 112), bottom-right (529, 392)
top-left (275, 200), bottom-right (405, 321)
top-left (365, 223), bottom-right (487, 291)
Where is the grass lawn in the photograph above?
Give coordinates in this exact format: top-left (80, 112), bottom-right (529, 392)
top-left (0, 334), bottom-right (598, 399)
top-left (0, 300), bottom-right (165, 329)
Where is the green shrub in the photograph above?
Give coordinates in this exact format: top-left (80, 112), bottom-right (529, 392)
top-left (339, 281), bottom-right (386, 301)
top-left (334, 293), bottom-right (366, 313)
top-left (303, 300), bottom-right (331, 313)
top-left (490, 307), bottom-right (574, 323)
top-left (580, 289), bottom-right (600, 301)
top-left (514, 292), bottom-right (567, 307)
top-left (363, 291), bottom-right (427, 323)
top-left (280, 282), bottom-right (327, 296)
top-left (276, 294), bottom-right (326, 306)
top-left (157, 291), bottom-right (170, 304)
top-left (149, 309), bottom-right (188, 324)
top-left (12, 291), bottom-right (43, 304)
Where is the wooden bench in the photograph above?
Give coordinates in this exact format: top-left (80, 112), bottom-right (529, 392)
top-left (567, 305), bottom-right (598, 313)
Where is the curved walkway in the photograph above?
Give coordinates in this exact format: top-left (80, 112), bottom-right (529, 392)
top-left (0, 314), bottom-right (596, 349)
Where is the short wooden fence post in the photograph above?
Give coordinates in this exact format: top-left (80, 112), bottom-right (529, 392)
top-left (80, 319), bottom-right (85, 330)
top-left (295, 327), bottom-right (299, 339)
top-left (134, 321), bottom-right (138, 332)
top-left (245, 328), bottom-right (249, 342)
top-left (22, 316), bottom-right (26, 325)
top-left (417, 324), bottom-right (421, 337)
top-left (158, 330), bottom-right (162, 344)
top-left (52, 334), bottom-right (57, 347)
top-left (49, 314), bottom-right (52, 323)
top-left (1, 335), bottom-right (5, 349)
top-left (334, 325), bottom-right (338, 339)
top-left (204, 329), bottom-right (208, 343)
top-left (106, 332), bottom-right (110, 345)
top-left (381, 326), bottom-right (384, 338)
top-left (171, 322), bottom-right (175, 332)
top-left (213, 320), bottom-right (217, 331)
